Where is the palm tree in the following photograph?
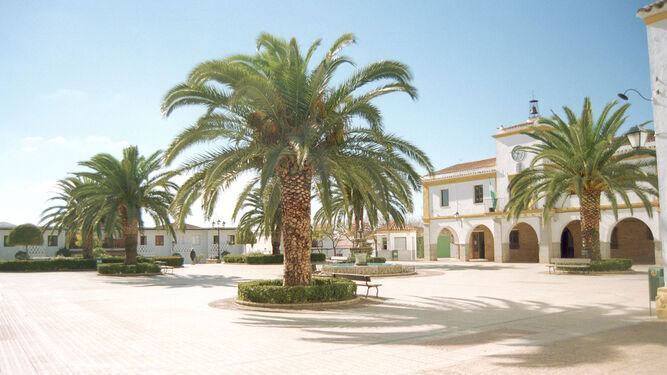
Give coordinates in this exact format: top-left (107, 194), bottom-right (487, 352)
top-left (162, 33), bottom-right (432, 285)
top-left (41, 177), bottom-right (103, 259)
top-left (506, 98), bottom-right (658, 260)
top-left (232, 178), bottom-right (282, 255)
top-left (72, 146), bottom-right (177, 265)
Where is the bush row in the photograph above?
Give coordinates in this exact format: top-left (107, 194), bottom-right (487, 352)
top-left (237, 278), bottom-right (356, 304)
top-left (223, 253), bottom-right (325, 264)
top-left (99, 256), bottom-right (184, 267)
top-left (591, 258), bottom-right (633, 272)
top-left (0, 258), bottom-right (97, 272)
top-left (97, 263), bottom-right (161, 275)
top-left (368, 257), bottom-right (386, 263)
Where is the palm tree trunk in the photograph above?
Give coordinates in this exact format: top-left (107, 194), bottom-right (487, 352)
top-left (120, 208), bottom-right (138, 265)
top-left (278, 163), bottom-right (313, 286)
top-left (271, 227), bottom-right (281, 255)
top-left (81, 232), bottom-right (94, 259)
top-left (580, 190), bottom-right (601, 261)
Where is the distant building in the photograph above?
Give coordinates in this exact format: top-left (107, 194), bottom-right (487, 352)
top-left (422, 105), bottom-right (662, 265)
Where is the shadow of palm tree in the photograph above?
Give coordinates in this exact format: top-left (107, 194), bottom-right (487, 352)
top-left (103, 274), bottom-right (246, 288)
top-left (236, 295), bottom-right (661, 369)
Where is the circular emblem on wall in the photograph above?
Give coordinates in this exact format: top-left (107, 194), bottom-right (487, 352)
top-left (511, 146), bottom-right (526, 162)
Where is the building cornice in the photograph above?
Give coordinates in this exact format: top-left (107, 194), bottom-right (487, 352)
top-left (422, 171), bottom-right (497, 187)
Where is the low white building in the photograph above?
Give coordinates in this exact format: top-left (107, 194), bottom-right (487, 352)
top-left (374, 223), bottom-right (423, 261)
top-left (0, 222), bottom-right (245, 263)
top-left (423, 106), bottom-right (662, 265)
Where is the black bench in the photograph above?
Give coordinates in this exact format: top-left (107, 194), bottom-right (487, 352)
top-left (332, 273), bottom-right (381, 297)
top-left (155, 261), bottom-right (174, 274)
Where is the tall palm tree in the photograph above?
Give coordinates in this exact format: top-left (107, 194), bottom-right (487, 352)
top-left (506, 98), bottom-right (658, 260)
top-left (41, 177), bottom-right (100, 259)
top-left (162, 33), bottom-right (432, 285)
top-left (232, 178), bottom-right (282, 255)
top-left (73, 146), bottom-right (177, 265)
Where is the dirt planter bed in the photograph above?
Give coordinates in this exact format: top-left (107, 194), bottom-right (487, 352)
top-left (237, 278), bottom-right (357, 305)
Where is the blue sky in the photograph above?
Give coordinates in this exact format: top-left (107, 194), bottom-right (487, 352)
top-left (0, 0), bottom-right (656, 226)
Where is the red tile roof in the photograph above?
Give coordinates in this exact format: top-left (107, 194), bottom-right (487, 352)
top-left (638, 0), bottom-right (667, 13)
top-left (431, 157), bottom-right (496, 175)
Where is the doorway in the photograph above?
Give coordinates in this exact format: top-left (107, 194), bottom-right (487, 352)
top-left (472, 231), bottom-right (485, 259)
top-left (560, 228), bottom-right (574, 258)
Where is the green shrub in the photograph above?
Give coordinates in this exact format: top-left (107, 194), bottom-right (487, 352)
top-left (93, 248), bottom-right (108, 259)
top-left (223, 254), bottom-right (245, 263)
top-left (237, 278), bottom-right (356, 304)
top-left (97, 263), bottom-right (161, 275)
top-left (221, 250), bottom-right (230, 256)
top-left (0, 258), bottom-right (97, 272)
top-left (56, 248), bottom-right (71, 257)
top-left (246, 253), bottom-right (284, 264)
top-left (14, 251), bottom-right (28, 260)
top-left (99, 257), bottom-right (125, 264)
top-left (368, 257), bottom-right (386, 263)
top-left (310, 253), bottom-right (326, 262)
top-left (591, 258), bottom-right (633, 272)
top-left (171, 252), bottom-right (183, 257)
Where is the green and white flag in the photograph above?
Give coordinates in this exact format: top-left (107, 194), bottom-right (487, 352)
top-left (489, 178), bottom-right (497, 210)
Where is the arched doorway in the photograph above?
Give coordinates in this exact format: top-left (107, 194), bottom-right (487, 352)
top-left (610, 218), bottom-right (655, 264)
top-left (469, 225), bottom-right (494, 261)
top-left (508, 223), bottom-right (539, 262)
top-left (437, 228), bottom-right (457, 258)
top-left (560, 220), bottom-right (582, 258)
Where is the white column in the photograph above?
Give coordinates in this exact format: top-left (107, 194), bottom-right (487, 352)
top-left (493, 219), bottom-right (504, 262)
top-left (643, 16), bottom-right (667, 275)
top-left (539, 218), bottom-right (551, 263)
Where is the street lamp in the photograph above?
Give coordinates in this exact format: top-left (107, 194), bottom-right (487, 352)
top-left (625, 124), bottom-right (651, 149)
top-left (617, 88), bottom-right (652, 102)
top-left (212, 219), bottom-right (223, 260)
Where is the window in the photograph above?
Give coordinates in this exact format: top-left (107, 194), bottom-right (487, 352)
top-left (474, 185), bottom-right (483, 204)
top-left (509, 230), bottom-right (519, 249)
top-left (155, 235), bottom-right (164, 246)
top-left (440, 189), bottom-right (449, 207)
top-left (48, 235), bottom-right (58, 247)
top-left (227, 235), bottom-right (235, 245)
top-left (3, 235), bottom-right (10, 247)
top-left (213, 235), bottom-right (219, 245)
top-left (610, 228), bottom-right (618, 249)
top-left (140, 236), bottom-right (147, 245)
top-left (382, 237), bottom-right (388, 250)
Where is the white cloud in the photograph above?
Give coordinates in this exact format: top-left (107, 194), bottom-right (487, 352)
top-left (23, 136), bottom-right (44, 142)
top-left (47, 136), bottom-right (66, 143)
top-left (114, 140), bottom-right (130, 148)
top-left (20, 146), bottom-right (38, 152)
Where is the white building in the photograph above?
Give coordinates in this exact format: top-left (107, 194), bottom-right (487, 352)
top-left (374, 223), bottom-right (423, 261)
top-left (422, 110), bottom-right (662, 265)
top-left (0, 222), bottom-right (245, 263)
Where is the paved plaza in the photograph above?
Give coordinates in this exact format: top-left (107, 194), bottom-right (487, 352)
top-left (0, 260), bottom-right (665, 374)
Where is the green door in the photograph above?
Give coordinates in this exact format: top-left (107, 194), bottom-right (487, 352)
top-left (437, 235), bottom-right (451, 258)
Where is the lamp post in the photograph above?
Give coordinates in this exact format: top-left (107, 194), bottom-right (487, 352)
top-left (618, 88), bottom-right (653, 102)
top-left (625, 124), bottom-right (651, 149)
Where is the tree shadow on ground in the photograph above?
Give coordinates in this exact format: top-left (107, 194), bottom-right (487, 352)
top-left (103, 274), bottom-right (246, 288)
top-left (237, 295), bottom-right (662, 369)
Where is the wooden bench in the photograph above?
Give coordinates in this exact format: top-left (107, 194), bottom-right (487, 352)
top-left (155, 261), bottom-right (174, 274)
top-left (332, 273), bottom-right (381, 297)
top-left (547, 258), bottom-right (591, 274)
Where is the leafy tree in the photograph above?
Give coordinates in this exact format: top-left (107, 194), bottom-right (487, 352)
top-left (7, 224), bottom-right (43, 259)
top-left (232, 178), bottom-right (282, 254)
top-left (506, 98), bottom-right (658, 260)
top-left (72, 146), bottom-right (177, 265)
top-left (41, 177), bottom-right (104, 259)
top-left (162, 33), bottom-right (431, 285)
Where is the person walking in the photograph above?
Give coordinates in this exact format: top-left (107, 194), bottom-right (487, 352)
top-left (189, 248), bottom-right (196, 265)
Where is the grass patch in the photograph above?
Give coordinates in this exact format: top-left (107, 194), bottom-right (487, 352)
top-left (591, 258), bottom-right (633, 272)
top-left (237, 278), bottom-right (356, 304)
top-left (223, 253), bottom-right (326, 264)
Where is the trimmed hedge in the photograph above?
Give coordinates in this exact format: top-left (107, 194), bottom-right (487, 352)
top-left (97, 263), bottom-right (161, 275)
top-left (237, 278), bottom-right (356, 304)
top-left (0, 258), bottom-right (97, 272)
top-left (368, 257), bottom-right (386, 264)
top-left (246, 253), bottom-right (284, 264)
top-left (223, 254), bottom-right (245, 263)
top-left (310, 253), bottom-right (326, 262)
top-left (97, 256), bottom-right (183, 267)
top-left (591, 258), bottom-right (633, 272)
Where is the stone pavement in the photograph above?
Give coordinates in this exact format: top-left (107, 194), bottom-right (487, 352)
top-left (0, 260), bottom-right (665, 374)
